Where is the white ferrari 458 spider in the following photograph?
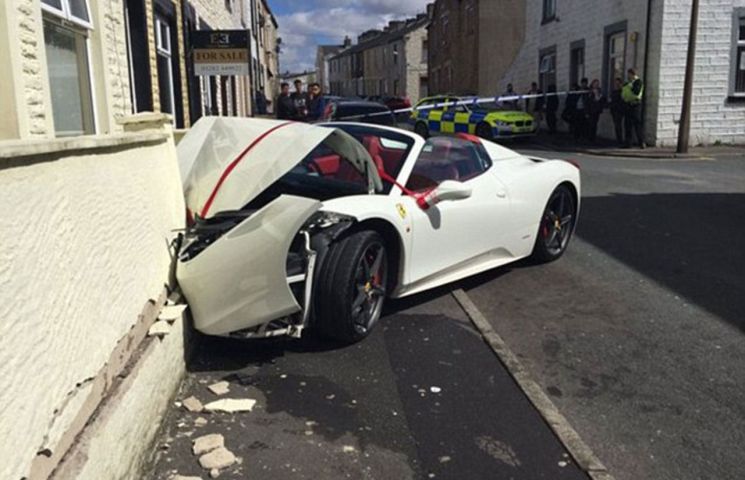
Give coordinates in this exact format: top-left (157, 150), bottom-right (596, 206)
top-left (176, 117), bottom-right (580, 343)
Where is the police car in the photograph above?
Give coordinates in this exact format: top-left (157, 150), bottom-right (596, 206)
top-left (410, 95), bottom-right (537, 141)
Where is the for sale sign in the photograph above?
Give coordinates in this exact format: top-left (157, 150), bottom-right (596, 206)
top-left (192, 30), bottom-right (249, 76)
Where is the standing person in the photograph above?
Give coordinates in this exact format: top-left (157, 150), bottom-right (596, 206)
top-left (622, 68), bottom-right (645, 148)
top-left (609, 77), bottom-right (625, 145)
top-left (291, 79), bottom-right (309, 121)
top-left (525, 82), bottom-right (542, 125)
top-left (307, 83), bottom-right (326, 121)
top-left (254, 90), bottom-right (268, 115)
top-left (586, 79), bottom-right (606, 143)
top-left (501, 83), bottom-right (517, 109)
top-left (562, 83), bottom-right (579, 135)
top-left (545, 84), bottom-right (559, 134)
top-left (275, 82), bottom-right (294, 120)
top-left (573, 78), bottom-right (590, 140)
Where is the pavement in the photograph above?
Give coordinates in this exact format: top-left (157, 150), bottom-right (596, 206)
top-left (145, 291), bottom-right (588, 480)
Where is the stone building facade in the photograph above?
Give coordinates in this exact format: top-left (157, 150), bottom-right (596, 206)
top-left (316, 42), bottom-right (347, 93)
top-left (427, 0), bottom-right (526, 96)
top-left (328, 13), bottom-right (430, 103)
top-left (495, 0), bottom-right (745, 146)
top-left (0, 0), bottom-right (279, 140)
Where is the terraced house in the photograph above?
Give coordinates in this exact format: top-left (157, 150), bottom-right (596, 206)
top-left (427, 0), bottom-right (745, 146)
top-left (0, 0), bottom-right (278, 139)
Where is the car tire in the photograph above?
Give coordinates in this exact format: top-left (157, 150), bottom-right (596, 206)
top-left (414, 121), bottom-right (429, 139)
top-left (476, 122), bottom-right (493, 140)
top-left (315, 230), bottom-right (388, 344)
top-left (530, 184), bottom-right (577, 263)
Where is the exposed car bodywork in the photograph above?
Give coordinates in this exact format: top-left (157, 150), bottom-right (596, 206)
top-left (175, 117), bottom-right (580, 340)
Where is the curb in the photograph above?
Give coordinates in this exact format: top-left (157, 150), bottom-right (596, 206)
top-left (451, 288), bottom-right (614, 480)
top-left (529, 139), bottom-right (713, 160)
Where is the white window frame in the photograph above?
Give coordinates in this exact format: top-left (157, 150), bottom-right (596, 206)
top-left (41, 0), bottom-right (93, 29)
top-left (730, 9), bottom-right (745, 97)
top-left (155, 15), bottom-right (176, 117)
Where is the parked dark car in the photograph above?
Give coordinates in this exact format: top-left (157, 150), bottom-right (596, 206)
top-left (382, 96), bottom-right (411, 112)
top-left (322, 100), bottom-right (396, 126)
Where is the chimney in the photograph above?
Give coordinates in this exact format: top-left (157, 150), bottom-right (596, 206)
top-left (388, 20), bottom-right (405, 31)
top-left (342, 35), bottom-right (351, 48)
top-left (426, 3), bottom-right (434, 18)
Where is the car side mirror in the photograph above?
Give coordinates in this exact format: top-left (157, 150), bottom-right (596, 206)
top-left (416, 180), bottom-right (472, 209)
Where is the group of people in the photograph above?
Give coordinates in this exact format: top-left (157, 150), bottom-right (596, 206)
top-left (507, 68), bottom-right (646, 148)
top-left (275, 79), bottom-right (327, 122)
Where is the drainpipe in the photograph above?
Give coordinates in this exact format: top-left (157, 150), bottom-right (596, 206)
top-left (677, 0), bottom-right (700, 153)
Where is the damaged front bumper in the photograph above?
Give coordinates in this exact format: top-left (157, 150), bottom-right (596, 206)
top-left (176, 195), bottom-right (357, 338)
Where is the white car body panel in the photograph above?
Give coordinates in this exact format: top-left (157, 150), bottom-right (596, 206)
top-left (175, 118), bottom-right (580, 336)
top-left (178, 195), bottom-right (320, 335)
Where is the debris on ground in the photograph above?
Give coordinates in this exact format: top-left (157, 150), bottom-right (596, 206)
top-left (193, 433), bottom-right (224, 456)
top-left (194, 417), bottom-right (208, 427)
top-left (198, 446), bottom-right (236, 470)
top-left (430, 386), bottom-right (442, 393)
top-left (207, 381), bottom-right (230, 396)
top-left (209, 468), bottom-right (220, 478)
top-left (170, 475), bottom-right (202, 480)
top-left (182, 396), bottom-right (204, 413)
top-left (342, 445), bottom-right (356, 453)
top-left (148, 320), bottom-right (171, 337)
top-left (203, 398), bottom-right (256, 413)
top-left (159, 304), bottom-right (188, 322)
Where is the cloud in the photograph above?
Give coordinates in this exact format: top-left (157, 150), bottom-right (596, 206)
top-left (276, 0), bottom-right (429, 74)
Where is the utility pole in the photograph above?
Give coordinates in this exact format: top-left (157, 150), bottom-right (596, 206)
top-left (676, 0), bottom-right (700, 153)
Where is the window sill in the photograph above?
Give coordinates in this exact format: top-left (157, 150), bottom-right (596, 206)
top-left (726, 95), bottom-right (745, 104)
top-left (541, 16), bottom-right (557, 26)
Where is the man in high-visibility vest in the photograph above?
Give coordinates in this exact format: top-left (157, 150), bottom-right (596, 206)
top-left (622, 68), bottom-right (646, 148)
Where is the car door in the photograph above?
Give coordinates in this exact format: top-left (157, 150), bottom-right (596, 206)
top-left (401, 137), bottom-right (511, 284)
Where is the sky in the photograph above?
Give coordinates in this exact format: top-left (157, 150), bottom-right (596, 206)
top-left (269, 0), bottom-right (430, 74)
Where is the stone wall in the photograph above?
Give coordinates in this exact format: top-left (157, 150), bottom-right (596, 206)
top-left (405, 26), bottom-right (428, 103)
top-left (0, 115), bottom-right (185, 480)
top-left (654, 0), bottom-right (745, 146)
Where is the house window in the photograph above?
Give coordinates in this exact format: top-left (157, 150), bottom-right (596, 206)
top-left (731, 12), bottom-right (745, 95)
top-left (155, 15), bottom-right (175, 115)
top-left (539, 48), bottom-right (556, 92)
top-left (570, 41), bottom-right (585, 87)
top-left (422, 39), bottom-right (428, 62)
top-left (393, 43), bottom-right (399, 65)
top-left (41, 0), bottom-right (95, 136)
top-left (393, 79), bottom-right (399, 95)
top-left (606, 30), bottom-right (626, 93)
top-left (542, 0), bottom-right (557, 24)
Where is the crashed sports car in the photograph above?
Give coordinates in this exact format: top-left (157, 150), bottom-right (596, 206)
top-left (176, 117), bottom-right (580, 343)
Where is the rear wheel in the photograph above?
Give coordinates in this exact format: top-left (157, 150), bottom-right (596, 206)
top-left (414, 121), bottom-right (429, 139)
top-left (315, 230), bottom-right (388, 343)
top-left (476, 122), bottom-right (493, 140)
top-left (530, 185), bottom-right (577, 263)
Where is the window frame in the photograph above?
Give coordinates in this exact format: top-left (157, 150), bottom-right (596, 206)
top-left (155, 14), bottom-right (176, 116)
top-left (729, 8), bottom-right (745, 99)
top-left (542, 0), bottom-right (557, 25)
top-left (569, 39), bottom-right (585, 87)
top-left (538, 45), bottom-right (557, 92)
top-left (42, 0), bottom-right (93, 29)
top-left (602, 21), bottom-right (627, 95)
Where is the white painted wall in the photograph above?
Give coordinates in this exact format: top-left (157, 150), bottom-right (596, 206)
top-left (0, 131), bottom-right (184, 480)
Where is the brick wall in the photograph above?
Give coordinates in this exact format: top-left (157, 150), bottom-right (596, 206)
top-left (655, 0), bottom-right (745, 146)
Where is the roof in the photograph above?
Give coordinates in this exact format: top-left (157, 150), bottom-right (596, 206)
top-left (317, 45), bottom-right (343, 56)
top-left (329, 14), bottom-right (430, 61)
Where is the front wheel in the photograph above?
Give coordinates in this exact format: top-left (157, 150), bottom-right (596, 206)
top-left (476, 122), bottom-right (493, 140)
top-left (530, 185), bottom-right (577, 263)
top-left (315, 230), bottom-right (388, 343)
top-left (414, 121), bottom-right (429, 139)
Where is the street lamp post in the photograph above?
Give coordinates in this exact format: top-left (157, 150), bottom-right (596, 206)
top-left (676, 0), bottom-right (700, 154)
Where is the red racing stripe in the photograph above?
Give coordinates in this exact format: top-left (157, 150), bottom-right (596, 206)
top-left (200, 121), bottom-right (294, 218)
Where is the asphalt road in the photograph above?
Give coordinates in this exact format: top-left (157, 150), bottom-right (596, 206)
top-left (462, 147), bottom-right (745, 480)
top-left (146, 291), bottom-right (587, 480)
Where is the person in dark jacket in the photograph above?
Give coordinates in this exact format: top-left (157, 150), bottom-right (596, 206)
top-left (586, 79), bottom-right (606, 142)
top-left (307, 83), bottom-right (326, 121)
top-left (562, 83), bottom-right (579, 135)
top-left (609, 77), bottom-right (625, 145)
top-left (275, 82), bottom-right (294, 120)
top-left (290, 79), bottom-right (309, 121)
top-left (545, 84), bottom-right (559, 133)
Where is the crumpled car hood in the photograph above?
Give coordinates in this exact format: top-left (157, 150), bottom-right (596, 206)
top-left (177, 116), bottom-right (381, 219)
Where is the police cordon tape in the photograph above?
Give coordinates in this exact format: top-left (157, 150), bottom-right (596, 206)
top-left (331, 89), bottom-right (592, 121)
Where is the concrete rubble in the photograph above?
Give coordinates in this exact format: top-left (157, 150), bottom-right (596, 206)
top-left (192, 433), bottom-right (224, 456)
top-left (182, 396), bottom-right (204, 413)
top-left (194, 417), bottom-right (208, 427)
top-left (198, 447), bottom-right (236, 470)
top-left (203, 398), bottom-right (256, 413)
top-left (207, 381), bottom-right (230, 396)
top-left (148, 320), bottom-right (171, 337)
top-left (159, 304), bottom-right (188, 322)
